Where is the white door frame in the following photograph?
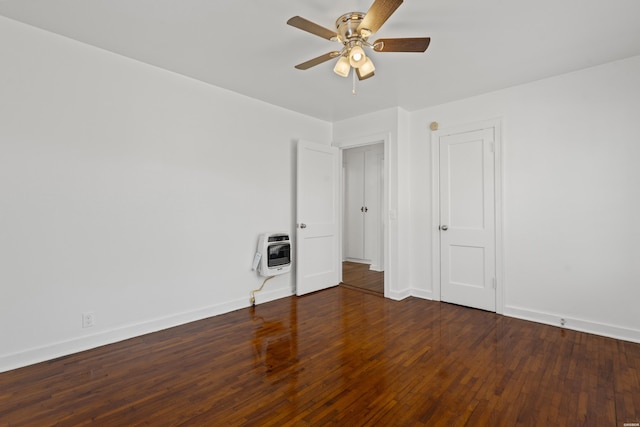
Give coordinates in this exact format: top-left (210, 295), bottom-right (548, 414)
top-left (334, 132), bottom-right (391, 298)
top-left (431, 119), bottom-right (505, 314)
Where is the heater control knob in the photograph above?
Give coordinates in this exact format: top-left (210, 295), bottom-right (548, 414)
top-left (299, 223), bottom-right (307, 229)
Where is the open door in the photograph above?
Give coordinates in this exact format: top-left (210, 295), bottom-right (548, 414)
top-left (296, 140), bottom-right (341, 296)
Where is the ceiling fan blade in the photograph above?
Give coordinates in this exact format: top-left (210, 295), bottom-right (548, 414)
top-left (357, 0), bottom-right (404, 34)
top-left (373, 37), bottom-right (431, 52)
top-left (294, 52), bottom-right (341, 70)
top-left (287, 16), bottom-right (338, 41)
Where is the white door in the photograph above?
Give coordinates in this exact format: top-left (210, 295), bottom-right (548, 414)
top-left (439, 128), bottom-right (496, 311)
top-left (363, 148), bottom-right (382, 267)
top-left (296, 140), bottom-right (341, 296)
top-left (344, 149), bottom-right (365, 260)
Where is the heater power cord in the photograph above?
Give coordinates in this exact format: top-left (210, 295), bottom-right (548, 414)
top-left (250, 276), bottom-right (275, 306)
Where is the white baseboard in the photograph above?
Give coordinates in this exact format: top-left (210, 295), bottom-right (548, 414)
top-left (0, 288), bottom-right (293, 373)
top-left (252, 286), bottom-right (294, 306)
top-left (410, 288), bottom-right (433, 300)
top-left (344, 258), bottom-right (371, 265)
top-left (504, 305), bottom-right (640, 344)
top-left (387, 288), bottom-right (412, 301)
top-left (404, 291), bottom-right (640, 344)
top-left (387, 287), bottom-right (433, 301)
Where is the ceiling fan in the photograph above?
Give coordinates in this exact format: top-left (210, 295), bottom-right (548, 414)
top-left (287, 0), bottom-right (430, 81)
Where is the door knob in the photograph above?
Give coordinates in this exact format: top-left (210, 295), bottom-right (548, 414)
top-left (299, 223), bottom-right (307, 229)
top-left (440, 225), bottom-right (448, 231)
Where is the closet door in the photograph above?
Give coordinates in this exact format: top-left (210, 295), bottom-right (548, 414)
top-left (344, 150), bottom-right (365, 260)
top-left (363, 149), bottom-right (381, 264)
top-left (344, 145), bottom-right (383, 266)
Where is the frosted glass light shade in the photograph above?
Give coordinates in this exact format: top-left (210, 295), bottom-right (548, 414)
top-left (358, 57), bottom-right (375, 78)
top-left (333, 56), bottom-right (351, 77)
top-left (349, 45), bottom-right (366, 68)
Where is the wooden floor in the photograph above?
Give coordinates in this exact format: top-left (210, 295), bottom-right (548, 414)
top-left (341, 261), bottom-right (384, 295)
top-left (1, 287), bottom-right (640, 426)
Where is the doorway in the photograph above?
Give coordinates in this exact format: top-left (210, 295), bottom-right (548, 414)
top-left (341, 143), bottom-right (384, 295)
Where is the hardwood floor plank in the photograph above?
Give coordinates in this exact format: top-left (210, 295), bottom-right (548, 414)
top-left (1, 287), bottom-right (639, 426)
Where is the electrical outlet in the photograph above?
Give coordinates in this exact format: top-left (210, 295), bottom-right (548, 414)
top-left (82, 312), bottom-right (95, 328)
top-left (560, 318), bottom-right (566, 327)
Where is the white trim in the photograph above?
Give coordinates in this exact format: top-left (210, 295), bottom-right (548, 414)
top-left (410, 289), bottom-right (433, 300)
top-left (333, 132), bottom-right (389, 149)
top-left (431, 128), bottom-right (441, 301)
top-left (493, 122), bottom-right (505, 315)
top-left (387, 288), bottom-right (412, 301)
top-left (0, 289), bottom-right (292, 373)
top-left (344, 258), bottom-right (371, 264)
top-left (504, 305), bottom-right (640, 344)
top-left (333, 132), bottom-right (392, 299)
top-left (430, 119), bottom-right (504, 313)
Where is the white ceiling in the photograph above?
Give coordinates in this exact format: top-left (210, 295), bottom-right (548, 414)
top-left (1, 0), bottom-right (640, 122)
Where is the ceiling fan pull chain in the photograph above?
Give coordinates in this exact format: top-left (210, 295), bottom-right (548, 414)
top-left (352, 70), bottom-right (357, 95)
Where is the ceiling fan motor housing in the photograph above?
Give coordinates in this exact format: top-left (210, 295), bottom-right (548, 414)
top-left (335, 12), bottom-right (369, 43)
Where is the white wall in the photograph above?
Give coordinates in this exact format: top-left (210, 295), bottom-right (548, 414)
top-left (409, 55), bottom-right (640, 342)
top-left (0, 16), bottom-right (332, 372)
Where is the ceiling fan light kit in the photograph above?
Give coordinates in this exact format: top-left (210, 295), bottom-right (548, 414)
top-left (333, 56), bottom-right (351, 77)
top-left (287, 0), bottom-right (430, 84)
top-left (357, 58), bottom-right (376, 79)
top-left (348, 45), bottom-right (367, 68)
